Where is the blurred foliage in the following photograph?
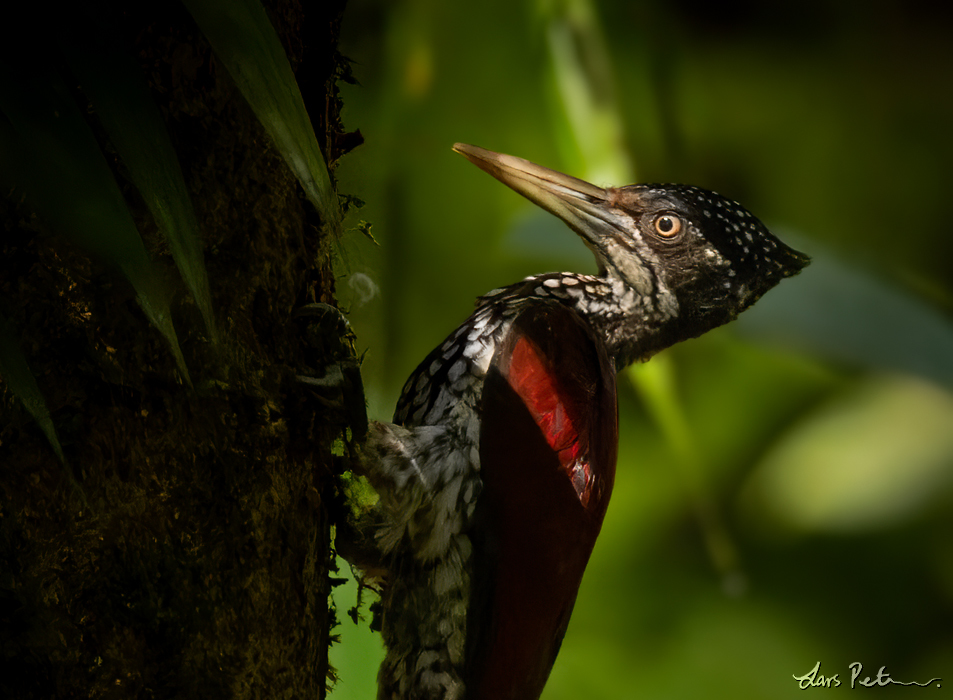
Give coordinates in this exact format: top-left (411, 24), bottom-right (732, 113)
top-left (60, 28), bottom-right (219, 345)
top-left (183, 0), bottom-right (343, 236)
top-left (1, 2), bottom-right (347, 694)
top-left (0, 313), bottom-right (65, 466)
top-left (0, 8), bottom-right (208, 439)
top-left (1, 0), bottom-right (339, 461)
top-left (0, 59), bottom-right (192, 384)
top-left (330, 0), bottom-right (953, 698)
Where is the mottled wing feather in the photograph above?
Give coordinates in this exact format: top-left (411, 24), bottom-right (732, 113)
top-left (394, 276), bottom-right (561, 427)
top-left (393, 336), bottom-right (468, 426)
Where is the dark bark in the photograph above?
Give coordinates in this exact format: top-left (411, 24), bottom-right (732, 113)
top-left (0, 1), bottom-right (355, 697)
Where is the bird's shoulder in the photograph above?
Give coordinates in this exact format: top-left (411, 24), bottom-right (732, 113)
top-left (393, 275), bottom-right (598, 426)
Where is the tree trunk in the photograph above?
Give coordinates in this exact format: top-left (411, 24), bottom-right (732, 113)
top-left (0, 1), bottom-right (354, 697)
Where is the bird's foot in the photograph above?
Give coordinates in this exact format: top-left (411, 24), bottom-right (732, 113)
top-left (293, 302), bottom-right (368, 443)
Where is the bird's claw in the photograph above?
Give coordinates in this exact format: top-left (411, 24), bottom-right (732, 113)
top-left (293, 302), bottom-right (368, 443)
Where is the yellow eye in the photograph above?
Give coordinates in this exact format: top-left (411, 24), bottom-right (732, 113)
top-left (654, 214), bottom-right (682, 238)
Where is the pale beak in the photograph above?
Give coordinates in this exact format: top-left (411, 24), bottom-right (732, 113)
top-left (452, 144), bottom-right (622, 249)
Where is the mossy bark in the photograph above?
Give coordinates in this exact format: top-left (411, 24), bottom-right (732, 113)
top-left (0, 1), bottom-right (355, 697)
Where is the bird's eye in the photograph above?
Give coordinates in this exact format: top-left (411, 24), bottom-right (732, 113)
top-left (654, 214), bottom-right (682, 238)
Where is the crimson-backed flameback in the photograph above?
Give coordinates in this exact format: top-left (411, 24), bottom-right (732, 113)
top-left (344, 144), bottom-right (808, 700)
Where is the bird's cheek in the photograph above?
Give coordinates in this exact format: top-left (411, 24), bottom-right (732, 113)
top-left (678, 270), bottom-right (731, 309)
top-left (605, 240), bottom-right (655, 296)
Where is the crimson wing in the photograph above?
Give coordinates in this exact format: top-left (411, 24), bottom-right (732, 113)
top-left (467, 301), bottom-right (618, 700)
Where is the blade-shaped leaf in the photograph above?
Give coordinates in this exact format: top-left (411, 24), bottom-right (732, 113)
top-left (0, 313), bottom-right (66, 465)
top-left (543, 0), bottom-right (633, 185)
top-left (737, 239), bottom-right (953, 392)
top-left (182, 0), bottom-right (342, 235)
top-left (0, 63), bottom-right (190, 385)
top-left (62, 38), bottom-right (218, 344)
top-left (626, 355), bottom-right (743, 589)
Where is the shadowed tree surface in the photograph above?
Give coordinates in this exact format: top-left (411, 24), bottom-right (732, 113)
top-left (0, 1), bottom-right (357, 697)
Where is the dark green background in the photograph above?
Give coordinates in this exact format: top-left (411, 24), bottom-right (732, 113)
top-left (330, 1), bottom-right (953, 698)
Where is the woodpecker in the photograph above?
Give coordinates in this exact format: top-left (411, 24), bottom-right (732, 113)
top-left (349, 144), bottom-right (808, 700)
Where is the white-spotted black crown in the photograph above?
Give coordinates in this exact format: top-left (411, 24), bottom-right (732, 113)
top-left (641, 183), bottom-right (808, 292)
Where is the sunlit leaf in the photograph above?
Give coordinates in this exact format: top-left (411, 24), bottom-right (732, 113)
top-left (62, 37), bottom-right (218, 344)
top-left (0, 313), bottom-right (65, 465)
top-left (541, 0), bottom-right (632, 184)
top-left (627, 356), bottom-right (743, 589)
top-left (183, 0), bottom-right (342, 235)
top-left (742, 374), bottom-right (953, 533)
top-left (0, 63), bottom-right (190, 384)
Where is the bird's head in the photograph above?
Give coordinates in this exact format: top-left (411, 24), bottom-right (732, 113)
top-left (454, 144), bottom-right (809, 339)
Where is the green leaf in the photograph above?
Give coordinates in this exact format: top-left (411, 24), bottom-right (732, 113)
top-left (183, 0), bottom-right (342, 235)
top-left (541, 0), bottom-right (633, 184)
top-left (0, 313), bottom-right (65, 465)
top-left (737, 241), bottom-right (953, 392)
top-left (743, 375), bottom-right (953, 533)
top-left (0, 63), bottom-right (191, 385)
top-left (61, 38), bottom-right (218, 344)
top-left (626, 355), bottom-right (743, 588)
